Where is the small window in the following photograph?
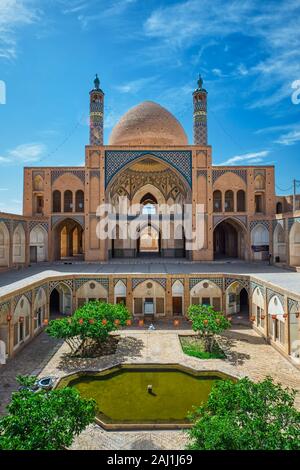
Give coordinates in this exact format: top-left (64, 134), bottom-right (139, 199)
top-left (64, 191), bottom-right (73, 212)
top-left (75, 190), bottom-right (84, 212)
top-left (52, 190), bottom-right (61, 213)
top-left (202, 297), bottom-right (210, 306)
top-left (225, 190), bottom-right (234, 212)
top-left (213, 190), bottom-right (222, 212)
top-left (237, 190), bottom-right (246, 212)
top-left (276, 202), bottom-right (283, 214)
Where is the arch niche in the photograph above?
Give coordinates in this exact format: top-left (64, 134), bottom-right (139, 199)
top-left (273, 223), bottom-right (287, 263)
top-left (0, 222), bottom-right (10, 267)
top-left (132, 280), bottom-right (165, 317)
top-left (251, 224), bottom-right (270, 261)
top-left (13, 223), bottom-right (26, 264)
top-left (30, 225), bottom-right (48, 262)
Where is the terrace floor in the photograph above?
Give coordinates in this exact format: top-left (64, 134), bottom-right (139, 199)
top-left (1, 260), bottom-right (300, 297)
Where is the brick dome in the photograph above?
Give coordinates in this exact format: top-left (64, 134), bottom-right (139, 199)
top-left (109, 101), bottom-right (188, 146)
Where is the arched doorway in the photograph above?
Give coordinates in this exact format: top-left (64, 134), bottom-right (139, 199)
top-left (226, 282), bottom-right (249, 323)
top-left (50, 289), bottom-right (60, 316)
top-left (52, 218), bottom-right (84, 261)
top-left (49, 283), bottom-right (72, 316)
top-left (213, 219), bottom-right (246, 260)
top-left (240, 288), bottom-right (249, 316)
top-left (137, 225), bottom-right (161, 257)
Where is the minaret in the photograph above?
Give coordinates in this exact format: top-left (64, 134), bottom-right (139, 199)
top-left (89, 74), bottom-right (104, 145)
top-left (193, 75), bottom-right (208, 145)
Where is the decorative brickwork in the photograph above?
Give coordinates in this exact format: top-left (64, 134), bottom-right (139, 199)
top-left (189, 278), bottom-right (223, 290)
top-left (29, 221), bottom-right (49, 232)
top-left (51, 169), bottom-right (85, 185)
top-left (105, 151), bottom-right (192, 188)
top-left (212, 168), bottom-right (247, 184)
top-left (288, 298), bottom-right (300, 313)
top-left (132, 278), bottom-right (167, 290)
top-left (49, 279), bottom-right (74, 294)
top-left (250, 281), bottom-right (265, 296)
top-left (74, 278), bottom-right (109, 291)
top-left (249, 220), bottom-right (271, 231)
top-left (225, 277), bottom-right (249, 292)
top-left (266, 288), bottom-right (285, 308)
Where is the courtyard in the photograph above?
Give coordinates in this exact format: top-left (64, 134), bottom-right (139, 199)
top-left (1, 321), bottom-right (299, 450)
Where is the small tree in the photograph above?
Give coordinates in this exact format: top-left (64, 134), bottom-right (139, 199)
top-left (187, 377), bottom-right (300, 450)
top-left (46, 301), bottom-right (130, 356)
top-left (187, 304), bottom-right (230, 353)
top-left (0, 377), bottom-right (96, 450)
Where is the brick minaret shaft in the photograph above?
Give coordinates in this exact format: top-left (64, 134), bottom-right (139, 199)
top-left (193, 75), bottom-right (208, 145)
top-left (89, 74), bottom-right (104, 145)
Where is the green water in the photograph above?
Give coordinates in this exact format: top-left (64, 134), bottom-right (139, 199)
top-left (67, 368), bottom-right (222, 424)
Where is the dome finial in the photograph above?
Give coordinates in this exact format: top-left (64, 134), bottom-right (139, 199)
top-left (94, 74), bottom-right (100, 90)
top-left (197, 74), bottom-right (203, 89)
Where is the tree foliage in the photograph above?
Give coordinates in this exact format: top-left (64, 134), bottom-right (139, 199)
top-left (0, 385), bottom-right (96, 450)
top-left (46, 301), bottom-right (130, 355)
top-left (187, 304), bottom-right (230, 352)
top-left (187, 376), bottom-right (300, 450)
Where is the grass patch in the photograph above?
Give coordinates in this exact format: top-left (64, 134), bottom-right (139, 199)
top-left (180, 335), bottom-right (226, 360)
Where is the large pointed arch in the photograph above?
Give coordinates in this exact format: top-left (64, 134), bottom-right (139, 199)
top-left (213, 217), bottom-right (247, 260)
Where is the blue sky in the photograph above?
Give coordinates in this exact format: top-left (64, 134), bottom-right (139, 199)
top-left (0, 0), bottom-right (300, 214)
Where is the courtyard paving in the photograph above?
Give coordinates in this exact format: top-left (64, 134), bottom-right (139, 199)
top-left (1, 324), bottom-right (299, 450)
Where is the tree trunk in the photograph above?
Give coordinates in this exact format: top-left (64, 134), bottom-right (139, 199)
top-left (204, 335), bottom-right (214, 353)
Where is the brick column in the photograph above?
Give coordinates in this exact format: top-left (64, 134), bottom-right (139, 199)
top-left (284, 295), bottom-right (290, 355)
top-left (126, 278), bottom-right (133, 316)
top-left (165, 278), bottom-right (172, 318)
top-left (108, 278), bottom-right (114, 304)
top-left (184, 278), bottom-right (190, 318)
top-left (8, 300), bottom-right (14, 357)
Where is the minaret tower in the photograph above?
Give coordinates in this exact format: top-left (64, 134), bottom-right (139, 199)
top-left (193, 75), bottom-right (208, 145)
top-left (89, 74), bottom-right (104, 145)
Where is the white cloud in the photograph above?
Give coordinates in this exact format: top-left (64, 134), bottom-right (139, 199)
top-left (0, 143), bottom-right (46, 165)
top-left (114, 76), bottom-right (158, 94)
top-left (72, 0), bottom-right (137, 28)
top-left (275, 130), bottom-right (300, 146)
top-left (0, 200), bottom-right (22, 214)
top-left (0, 0), bottom-right (39, 59)
top-left (144, 0), bottom-right (300, 107)
top-left (217, 150), bottom-right (271, 166)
